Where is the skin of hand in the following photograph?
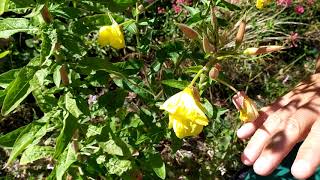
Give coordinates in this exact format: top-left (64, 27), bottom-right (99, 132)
top-left (237, 60), bottom-right (320, 179)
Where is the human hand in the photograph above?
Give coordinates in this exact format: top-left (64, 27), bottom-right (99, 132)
top-left (237, 71), bottom-right (320, 179)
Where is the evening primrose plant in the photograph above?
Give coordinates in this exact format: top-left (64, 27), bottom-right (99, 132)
top-left (0, 0), bottom-right (296, 179)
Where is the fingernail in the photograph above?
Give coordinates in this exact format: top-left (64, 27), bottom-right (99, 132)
top-left (292, 160), bottom-right (310, 178)
top-left (253, 157), bottom-right (269, 175)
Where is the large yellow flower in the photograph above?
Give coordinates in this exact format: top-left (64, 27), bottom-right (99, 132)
top-left (256, 0), bottom-right (271, 9)
top-left (160, 86), bottom-right (209, 138)
top-left (232, 91), bottom-right (259, 123)
top-left (98, 23), bottom-right (125, 49)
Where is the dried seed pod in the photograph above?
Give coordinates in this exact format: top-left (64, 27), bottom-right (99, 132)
top-left (203, 35), bottom-right (216, 53)
top-left (211, 7), bottom-right (217, 28)
top-left (243, 45), bottom-right (284, 55)
top-left (209, 63), bottom-right (221, 80)
top-left (177, 23), bottom-right (199, 40)
top-left (60, 64), bottom-right (69, 86)
top-left (235, 20), bottom-right (246, 47)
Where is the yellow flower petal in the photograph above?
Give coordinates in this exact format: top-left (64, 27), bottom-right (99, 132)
top-left (232, 91), bottom-right (259, 123)
top-left (160, 86), bottom-right (209, 138)
top-left (171, 115), bottom-right (203, 139)
top-left (98, 24), bottom-right (125, 49)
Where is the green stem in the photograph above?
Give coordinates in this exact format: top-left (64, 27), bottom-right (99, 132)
top-left (189, 67), bottom-right (206, 87)
top-left (215, 78), bottom-right (238, 93)
top-left (135, 2), bottom-right (141, 48)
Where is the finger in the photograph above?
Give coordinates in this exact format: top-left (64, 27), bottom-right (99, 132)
top-left (291, 119), bottom-right (320, 179)
top-left (241, 112), bottom-right (287, 165)
top-left (237, 93), bottom-right (293, 139)
top-left (253, 107), bottom-right (317, 176)
top-left (241, 100), bottom-right (300, 165)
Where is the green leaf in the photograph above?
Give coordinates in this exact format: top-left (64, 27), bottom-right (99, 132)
top-left (217, 0), bottom-right (241, 11)
top-left (40, 25), bottom-right (57, 62)
top-left (124, 21), bottom-right (137, 34)
top-left (105, 157), bottom-right (132, 176)
top-left (0, 18), bottom-right (37, 39)
top-left (0, 50), bottom-right (10, 59)
top-left (53, 65), bottom-right (61, 88)
top-left (10, 0), bottom-right (35, 8)
top-left (161, 79), bottom-right (189, 90)
top-left (71, 14), bottom-right (112, 35)
top-left (54, 112), bottom-right (77, 158)
top-left (99, 89), bottom-right (127, 114)
top-left (55, 144), bottom-right (77, 180)
top-left (0, 68), bottom-right (20, 89)
top-left (77, 57), bottom-right (125, 77)
top-left (1, 57), bottom-right (41, 116)
top-left (20, 145), bottom-right (54, 165)
top-left (65, 92), bottom-right (82, 118)
top-left (6, 122), bottom-right (49, 165)
top-left (148, 153), bottom-right (166, 179)
top-left (0, 125), bottom-right (26, 148)
top-left (100, 140), bottom-right (124, 156)
top-left (0, 0), bottom-right (9, 15)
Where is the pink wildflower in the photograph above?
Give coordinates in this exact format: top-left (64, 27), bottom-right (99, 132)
top-left (294, 5), bottom-right (304, 14)
top-left (173, 4), bottom-right (182, 13)
top-left (157, 7), bottom-right (166, 14)
top-left (276, 0), bottom-right (292, 7)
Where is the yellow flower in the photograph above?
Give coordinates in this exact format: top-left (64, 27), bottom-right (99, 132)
top-left (232, 91), bottom-right (259, 123)
top-left (98, 23), bottom-right (125, 49)
top-left (256, 0), bottom-right (271, 9)
top-left (160, 86), bottom-right (209, 138)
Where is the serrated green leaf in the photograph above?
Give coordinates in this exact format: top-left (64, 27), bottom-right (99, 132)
top-left (1, 57), bottom-right (41, 116)
top-left (161, 79), bottom-right (189, 90)
top-left (105, 157), bottom-right (132, 176)
top-left (0, 18), bottom-right (37, 39)
top-left (55, 144), bottom-right (77, 180)
top-left (54, 113), bottom-right (77, 158)
top-left (20, 145), bottom-right (54, 165)
top-left (100, 140), bottom-right (124, 156)
top-left (0, 125), bottom-right (26, 148)
top-left (6, 122), bottom-right (49, 165)
top-left (65, 92), bottom-right (82, 118)
top-left (0, 68), bottom-right (20, 89)
top-left (40, 25), bottom-right (57, 62)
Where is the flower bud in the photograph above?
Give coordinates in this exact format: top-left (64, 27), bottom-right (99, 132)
top-left (243, 45), bottom-right (283, 55)
top-left (235, 20), bottom-right (246, 47)
top-left (209, 64), bottom-right (221, 80)
top-left (177, 23), bottom-right (199, 40)
top-left (232, 91), bottom-right (259, 123)
top-left (60, 64), bottom-right (69, 86)
top-left (138, 4), bottom-right (145, 13)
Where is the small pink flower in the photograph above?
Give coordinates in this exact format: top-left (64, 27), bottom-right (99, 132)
top-left (157, 7), bottom-right (166, 14)
top-left (294, 5), bottom-right (304, 14)
top-left (276, 0), bottom-right (292, 7)
top-left (173, 4), bottom-right (182, 13)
